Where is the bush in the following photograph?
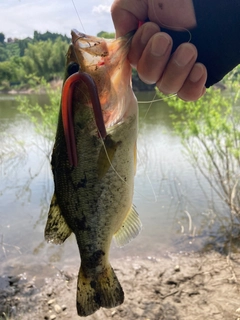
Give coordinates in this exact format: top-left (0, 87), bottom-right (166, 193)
top-left (17, 78), bottom-right (60, 157)
top-left (156, 67), bottom-right (240, 217)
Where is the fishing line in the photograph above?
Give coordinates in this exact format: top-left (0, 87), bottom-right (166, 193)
top-left (149, 0), bottom-right (192, 43)
top-left (136, 92), bottom-right (176, 201)
top-left (71, 0), bottom-right (86, 33)
top-left (138, 92), bottom-right (177, 123)
top-left (138, 93), bottom-right (177, 105)
top-left (134, 1), bottom-right (194, 201)
top-left (97, 121), bottom-right (158, 203)
top-left (136, 0), bottom-right (193, 117)
top-left (136, 150), bottom-right (158, 203)
top-left (67, 5), bottom-right (180, 203)
top-left (82, 34), bottom-right (158, 202)
top-left (137, 0), bottom-right (193, 117)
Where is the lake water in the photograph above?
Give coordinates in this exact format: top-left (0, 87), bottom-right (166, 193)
top-left (0, 92), bottom-right (234, 277)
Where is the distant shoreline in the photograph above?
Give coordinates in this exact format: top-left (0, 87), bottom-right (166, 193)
top-left (0, 79), bottom-right (63, 95)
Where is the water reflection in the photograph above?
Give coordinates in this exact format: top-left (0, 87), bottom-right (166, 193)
top-left (0, 93), bottom-right (236, 275)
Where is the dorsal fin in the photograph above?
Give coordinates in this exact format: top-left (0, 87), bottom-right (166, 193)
top-left (114, 206), bottom-right (142, 248)
top-left (45, 193), bottom-right (72, 244)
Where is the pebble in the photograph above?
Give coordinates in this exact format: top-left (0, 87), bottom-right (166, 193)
top-left (8, 275), bottom-right (21, 285)
top-left (174, 265), bottom-right (180, 272)
top-left (61, 305), bottom-right (67, 311)
top-left (133, 307), bottom-right (143, 317)
top-left (46, 287), bottom-right (53, 296)
top-left (48, 299), bottom-right (56, 305)
top-left (173, 297), bottom-right (181, 303)
top-left (10, 306), bottom-right (17, 316)
top-left (54, 304), bottom-right (62, 314)
top-left (62, 271), bottom-right (73, 281)
top-left (49, 315), bottom-right (57, 320)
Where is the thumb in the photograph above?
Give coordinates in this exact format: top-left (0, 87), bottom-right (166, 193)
top-left (111, 0), bottom-right (148, 37)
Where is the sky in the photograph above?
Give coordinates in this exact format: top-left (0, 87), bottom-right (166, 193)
top-left (0, 0), bottom-right (114, 40)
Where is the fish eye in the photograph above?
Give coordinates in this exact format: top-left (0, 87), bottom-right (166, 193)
top-left (67, 62), bottom-right (80, 76)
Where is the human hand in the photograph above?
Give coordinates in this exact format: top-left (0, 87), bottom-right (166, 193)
top-left (111, 0), bottom-right (207, 101)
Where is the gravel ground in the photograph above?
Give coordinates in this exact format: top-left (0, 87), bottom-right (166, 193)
top-left (1, 251), bottom-right (240, 319)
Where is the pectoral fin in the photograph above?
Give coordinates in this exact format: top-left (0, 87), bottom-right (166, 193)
top-left (45, 193), bottom-right (72, 244)
top-left (114, 206), bottom-right (142, 248)
top-left (97, 135), bottom-right (121, 179)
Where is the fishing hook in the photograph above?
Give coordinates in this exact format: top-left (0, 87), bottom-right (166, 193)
top-left (62, 71), bottom-right (107, 167)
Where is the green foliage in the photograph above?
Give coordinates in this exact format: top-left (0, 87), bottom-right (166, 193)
top-left (0, 31), bottom-right (70, 90)
top-left (18, 39), bottom-right (30, 57)
top-left (156, 67), bottom-right (240, 216)
top-left (23, 37), bottom-right (68, 81)
top-left (0, 32), bottom-right (69, 89)
top-left (17, 78), bottom-right (60, 144)
top-left (0, 44), bottom-right (9, 62)
top-left (0, 32), bottom-right (5, 43)
top-left (33, 30), bottom-right (70, 42)
top-left (0, 56), bottom-right (25, 86)
top-left (97, 31), bottom-right (115, 39)
top-left (0, 29), bottom-right (151, 92)
top-left (5, 41), bottom-right (20, 58)
top-left (0, 80), bottom-right (10, 91)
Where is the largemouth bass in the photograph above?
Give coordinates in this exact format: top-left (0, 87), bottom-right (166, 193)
top-left (44, 29), bottom-right (141, 316)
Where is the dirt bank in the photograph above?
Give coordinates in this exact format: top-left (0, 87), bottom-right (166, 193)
top-left (1, 251), bottom-right (240, 320)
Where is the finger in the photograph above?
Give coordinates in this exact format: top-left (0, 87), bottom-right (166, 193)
top-left (128, 22), bottom-right (160, 68)
top-left (157, 43), bottom-right (198, 94)
top-left (111, 0), bottom-right (148, 37)
top-left (137, 32), bottom-right (173, 84)
top-left (177, 63), bottom-right (207, 101)
top-left (111, 0), bottom-right (196, 37)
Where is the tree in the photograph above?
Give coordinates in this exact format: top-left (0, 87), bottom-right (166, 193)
top-left (18, 39), bottom-right (30, 57)
top-left (33, 30), bottom-right (70, 42)
top-left (0, 45), bottom-right (9, 62)
top-left (23, 38), bottom-right (68, 81)
top-left (156, 67), bottom-right (240, 217)
top-left (0, 33), bottom-right (5, 43)
top-left (0, 57), bottom-right (24, 84)
top-left (97, 31), bottom-right (115, 39)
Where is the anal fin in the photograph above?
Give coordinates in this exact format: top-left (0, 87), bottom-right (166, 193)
top-left (114, 206), bottom-right (142, 248)
top-left (45, 193), bottom-right (72, 244)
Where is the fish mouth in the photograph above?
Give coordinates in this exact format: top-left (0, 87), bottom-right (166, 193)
top-left (71, 29), bottom-right (85, 44)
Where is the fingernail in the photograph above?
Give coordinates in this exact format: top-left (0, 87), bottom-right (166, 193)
top-left (140, 23), bottom-right (160, 45)
top-left (175, 45), bottom-right (195, 66)
top-left (189, 64), bottom-right (203, 83)
top-left (151, 34), bottom-right (171, 57)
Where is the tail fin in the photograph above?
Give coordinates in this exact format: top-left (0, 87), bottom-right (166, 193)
top-left (76, 265), bottom-right (124, 316)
